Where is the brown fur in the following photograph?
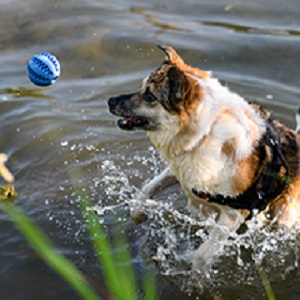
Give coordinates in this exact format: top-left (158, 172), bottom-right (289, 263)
top-left (158, 45), bottom-right (209, 80)
top-left (246, 104), bottom-right (300, 225)
top-left (234, 154), bottom-right (260, 195)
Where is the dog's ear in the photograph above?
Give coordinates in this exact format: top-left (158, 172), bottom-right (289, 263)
top-left (157, 45), bottom-right (185, 66)
top-left (167, 66), bottom-right (187, 104)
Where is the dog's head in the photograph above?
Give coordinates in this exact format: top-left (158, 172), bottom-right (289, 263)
top-left (108, 45), bottom-right (209, 131)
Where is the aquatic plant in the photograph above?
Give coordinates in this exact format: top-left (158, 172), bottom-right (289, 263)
top-left (0, 171), bottom-right (157, 300)
top-left (0, 202), bottom-right (100, 300)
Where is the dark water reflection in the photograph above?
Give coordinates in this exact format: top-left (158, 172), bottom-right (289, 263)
top-left (0, 0), bottom-right (300, 299)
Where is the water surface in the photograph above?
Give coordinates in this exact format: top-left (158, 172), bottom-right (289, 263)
top-left (0, 0), bottom-right (300, 299)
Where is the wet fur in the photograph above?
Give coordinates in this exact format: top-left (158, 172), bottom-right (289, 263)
top-left (108, 45), bottom-right (300, 271)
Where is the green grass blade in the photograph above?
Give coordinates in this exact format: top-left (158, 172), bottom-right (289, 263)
top-left (80, 200), bottom-right (124, 299)
top-left (113, 234), bottom-right (138, 300)
top-left (143, 273), bottom-right (157, 300)
top-left (70, 168), bottom-right (126, 299)
top-left (257, 267), bottom-right (276, 300)
top-left (0, 203), bottom-right (101, 300)
top-left (70, 168), bottom-right (156, 300)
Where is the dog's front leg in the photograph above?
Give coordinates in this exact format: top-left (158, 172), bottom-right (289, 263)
top-left (131, 167), bottom-right (178, 224)
top-left (141, 167), bottom-right (178, 198)
top-left (192, 206), bottom-right (247, 273)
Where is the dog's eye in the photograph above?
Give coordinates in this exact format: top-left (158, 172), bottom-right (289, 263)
top-left (144, 87), bottom-right (157, 103)
top-left (144, 93), bottom-right (156, 102)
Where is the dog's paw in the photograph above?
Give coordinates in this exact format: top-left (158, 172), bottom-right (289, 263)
top-left (130, 199), bottom-right (148, 224)
top-left (192, 255), bottom-right (208, 273)
top-left (191, 241), bottom-right (216, 273)
top-left (136, 192), bottom-right (149, 201)
top-left (131, 209), bottom-right (148, 224)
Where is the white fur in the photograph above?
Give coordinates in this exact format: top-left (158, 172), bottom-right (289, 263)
top-left (143, 75), bottom-right (269, 272)
top-left (140, 74), bottom-right (268, 272)
top-left (148, 75), bottom-right (265, 198)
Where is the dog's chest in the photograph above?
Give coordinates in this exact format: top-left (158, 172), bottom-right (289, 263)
top-left (163, 146), bottom-right (237, 196)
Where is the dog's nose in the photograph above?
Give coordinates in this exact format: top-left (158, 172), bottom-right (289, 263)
top-left (108, 96), bottom-right (119, 108)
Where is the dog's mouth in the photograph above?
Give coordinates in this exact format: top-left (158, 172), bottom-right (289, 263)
top-left (117, 116), bottom-right (149, 130)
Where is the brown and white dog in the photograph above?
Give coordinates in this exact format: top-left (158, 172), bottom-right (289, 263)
top-left (108, 45), bottom-right (300, 271)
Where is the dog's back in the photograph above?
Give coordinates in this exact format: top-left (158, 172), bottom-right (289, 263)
top-left (248, 103), bottom-right (300, 227)
top-left (270, 107), bottom-right (300, 226)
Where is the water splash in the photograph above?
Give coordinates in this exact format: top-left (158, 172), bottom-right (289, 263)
top-left (134, 197), bottom-right (300, 294)
top-left (70, 145), bottom-right (300, 296)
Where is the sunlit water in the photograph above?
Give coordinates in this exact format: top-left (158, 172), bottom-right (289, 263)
top-left (1, 0), bottom-right (300, 299)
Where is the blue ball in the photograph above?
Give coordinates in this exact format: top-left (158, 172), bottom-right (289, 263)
top-left (27, 52), bottom-right (61, 86)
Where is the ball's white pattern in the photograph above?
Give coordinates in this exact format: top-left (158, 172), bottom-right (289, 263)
top-left (27, 52), bottom-right (60, 86)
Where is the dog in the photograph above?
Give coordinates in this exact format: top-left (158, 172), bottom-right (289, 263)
top-left (108, 45), bottom-right (300, 271)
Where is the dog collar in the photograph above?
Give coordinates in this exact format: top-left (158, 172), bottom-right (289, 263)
top-left (192, 117), bottom-right (289, 220)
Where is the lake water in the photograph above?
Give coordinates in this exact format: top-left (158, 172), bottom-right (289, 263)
top-left (1, 0), bottom-right (300, 299)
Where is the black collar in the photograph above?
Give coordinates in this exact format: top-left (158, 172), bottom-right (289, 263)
top-left (192, 118), bottom-right (289, 220)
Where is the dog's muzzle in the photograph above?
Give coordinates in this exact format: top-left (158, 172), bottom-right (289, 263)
top-left (108, 94), bottom-right (149, 131)
top-left (108, 95), bottom-right (121, 114)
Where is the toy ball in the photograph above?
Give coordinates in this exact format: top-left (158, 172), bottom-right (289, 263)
top-left (26, 52), bottom-right (60, 86)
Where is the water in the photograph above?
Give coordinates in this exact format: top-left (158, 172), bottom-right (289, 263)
top-left (0, 0), bottom-right (300, 299)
